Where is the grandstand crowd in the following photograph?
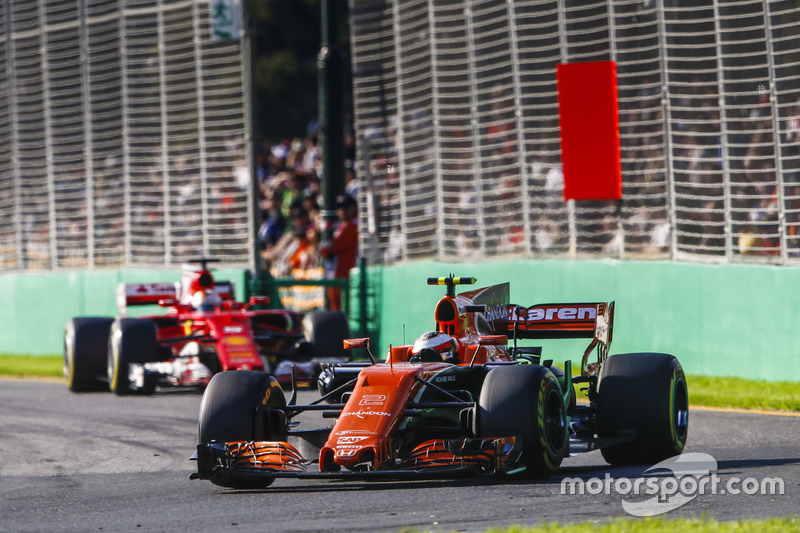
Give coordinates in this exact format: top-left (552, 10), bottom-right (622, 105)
top-left (3, 83), bottom-right (796, 274)
top-left (256, 123), bottom-right (359, 310)
top-left (361, 78), bottom-right (797, 261)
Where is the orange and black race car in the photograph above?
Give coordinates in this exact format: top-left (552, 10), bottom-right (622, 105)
top-left (64, 259), bottom-right (350, 395)
top-left (191, 276), bottom-right (689, 488)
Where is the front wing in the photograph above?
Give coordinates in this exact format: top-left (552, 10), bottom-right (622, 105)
top-left (191, 436), bottom-right (519, 486)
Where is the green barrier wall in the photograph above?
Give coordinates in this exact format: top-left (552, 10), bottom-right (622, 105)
top-left (351, 259), bottom-right (800, 382)
top-left (3, 259), bottom-right (799, 381)
top-left (0, 268), bottom-right (248, 356)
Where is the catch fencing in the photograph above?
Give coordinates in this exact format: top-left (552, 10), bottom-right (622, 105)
top-left (349, 0), bottom-right (800, 265)
top-left (5, 1), bottom-right (800, 272)
top-left (0, 0), bottom-right (251, 271)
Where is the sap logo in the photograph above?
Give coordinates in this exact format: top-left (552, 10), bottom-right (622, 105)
top-left (337, 436), bottom-right (368, 444)
top-left (528, 307), bottom-right (596, 322)
top-left (359, 394), bottom-right (386, 406)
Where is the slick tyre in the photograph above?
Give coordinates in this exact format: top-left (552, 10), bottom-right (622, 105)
top-left (597, 353), bottom-right (689, 465)
top-left (197, 370), bottom-right (287, 489)
top-left (64, 317), bottom-right (114, 392)
top-left (303, 310), bottom-right (350, 358)
top-left (475, 364), bottom-right (568, 478)
top-left (108, 318), bottom-right (158, 396)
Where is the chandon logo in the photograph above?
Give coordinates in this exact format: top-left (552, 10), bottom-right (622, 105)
top-left (483, 304), bottom-right (507, 323)
top-left (341, 410), bottom-right (391, 420)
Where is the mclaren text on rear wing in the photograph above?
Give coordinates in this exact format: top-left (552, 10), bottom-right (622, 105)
top-left (509, 302), bottom-right (615, 375)
top-left (509, 302), bottom-right (613, 341)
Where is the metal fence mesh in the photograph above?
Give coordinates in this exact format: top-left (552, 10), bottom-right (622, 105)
top-left (4, 1), bottom-right (800, 271)
top-left (351, 0), bottom-right (800, 265)
top-left (0, 0), bottom-right (250, 270)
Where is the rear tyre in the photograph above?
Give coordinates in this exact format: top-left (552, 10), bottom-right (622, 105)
top-left (64, 317), bottom-right (114, 392)
top-left (197, 370), bottom-right (287, 488)
top-left (108, 318), bottom-right (159, 396)
top-left (475, 364), bottom-right (568, 478)
top-left (597, 353), bottom-right (689, 465)
top-left (303, 310), bottom-right (350, 358)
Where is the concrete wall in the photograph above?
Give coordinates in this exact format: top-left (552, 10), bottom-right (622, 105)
top-left (353, 259), bottom-right (800, 381)
top-left (3, 259), bottom-right (799, 381)
top-left (0, 268), bottom-right (247, 356)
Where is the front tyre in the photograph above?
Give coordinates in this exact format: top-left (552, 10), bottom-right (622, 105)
top-left (108, 318), bottom-right (158, 396)
top-left (197, 371), bottom-right (287, 488)
top-left (475, 364), bottom-right (568, 478)
top-left (597, 353), bottom-right (689, 465)
top-left (64, 317), bottom-right (114, 392)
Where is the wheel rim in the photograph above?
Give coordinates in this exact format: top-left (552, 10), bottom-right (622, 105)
top-left (64, 335), bottom-right (74, 386)
top-left (108, 337), bottom-right (119, 390)
top-left (671, 374), bottom-right (689, 444)
top-left (543, 386), bottom-right (566, 453)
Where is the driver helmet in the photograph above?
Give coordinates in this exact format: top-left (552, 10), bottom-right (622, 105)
top-left (410, 331), bottom-right (459, 364)
top-left (187, 271), bottom-right (215, 294)
top-left (191, 289), bottom-right (222, 312)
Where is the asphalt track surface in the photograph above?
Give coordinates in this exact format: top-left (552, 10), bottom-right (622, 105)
top-left (2, 379), bottom-right (798, 533)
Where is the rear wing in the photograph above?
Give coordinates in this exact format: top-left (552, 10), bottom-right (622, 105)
top-left (508, 301), bottom-right (614, 375)
top-left (116, 281), bottom-right (234, 314)
top-left (509, 302), bottom-right (612, 341)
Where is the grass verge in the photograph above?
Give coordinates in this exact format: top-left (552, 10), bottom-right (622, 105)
top-left (0, 355), bottom-right (63, 379)
top-left (569, 372), bottom-right (799, 414)
top-left (687, 374), bottom-right (800, 412)
top-left (484, 516), bottom-right (800, 533)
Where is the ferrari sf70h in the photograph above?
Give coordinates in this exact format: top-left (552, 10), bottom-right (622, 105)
top-left (64, 259), bottom-right (350, 395)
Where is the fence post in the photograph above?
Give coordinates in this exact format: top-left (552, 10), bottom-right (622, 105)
top-left (463, 1), bottom-right (486, 257)
top-left (506, 0), bottom-right (532, 256)
top-left (426, 0), bottom-right (445, 263)
top-left (39, 4), bottom-right (57, 268)
top-left (763, 1), bottom-right (789, 263)
top-left (79, 0), bottom-right (96, 268)
top-left (711, 0), bottom-right (734, 262)
top-left (5, 0), bottom-right (23, 268)
top-left (655, 0), bottom-right (678, 260)
top-left (390, 0), bottom-right (409, 262)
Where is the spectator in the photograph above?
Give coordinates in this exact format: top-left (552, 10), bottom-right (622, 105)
top-left (300, 133), bottom-right (321, 176)
top-left (320, 194), bottom-right (358, 310)
top-left (262, 200), bottom-right (314, 276)
top-left (281, 171), bottom-right (307, 218)
top-left (258, 191), bottom-right (286, 261)
top-left (344, 166), bottom-right (358, 199)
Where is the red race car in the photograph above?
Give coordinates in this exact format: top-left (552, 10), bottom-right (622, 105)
top-left (64, 259), bottom-right (350, 395)
top-left (192, 276), bottom-right (689, 488)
